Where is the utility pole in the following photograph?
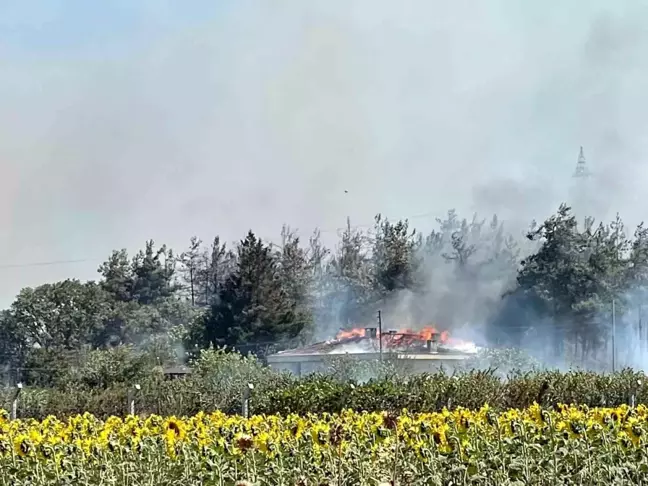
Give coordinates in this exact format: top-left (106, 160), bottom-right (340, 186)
top-left (127, 384), bottom-right (141, 416)
top-left (377, 310), bottom-right (383, 361)
top-left (612, 299), bottom-right (616, 373)
top-left (242, 383), bottom-right (254, 419)
top-left (11, 383), bottom-right (22, 421)
top-left (639, 304), bottom-right (644, 356)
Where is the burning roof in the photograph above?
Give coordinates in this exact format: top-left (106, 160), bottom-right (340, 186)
top-left (274, 326), bottom-right (479, 356)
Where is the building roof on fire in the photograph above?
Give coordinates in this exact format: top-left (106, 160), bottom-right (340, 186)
top-left (268, 334), bottom-right (477, 359)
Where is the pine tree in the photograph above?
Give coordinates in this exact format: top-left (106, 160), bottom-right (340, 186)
top-left (324, 218), bottom-right (374, 328)
top-left (130, 241), bottom-right (177, 305)
top-left (371, 214), bottom-right (422, 295)
top-left (179, 236), bottom-right (202, 306)
top-left (98, 249), bottom-right (134, 302)
top-left (205, 231), bottom-right (302, 351)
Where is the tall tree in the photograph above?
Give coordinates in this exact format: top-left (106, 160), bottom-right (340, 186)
top-left (371, 214), bottom-right (422, 295)
top-left (0, 310), bottom-right (25, 369)
top-left (276, 226), bottom-right (314, 339)
top-left (98, 249), bottom-right (134, 302)
top-left (9, 280), bottom-right (109, 351)
top-left (624, 222), bottom-right (648, 354)
top-left (324, 218), bottom-right (374, 328)
top-left (508, 205), bottom-right (631, 362)
top-left (130, 241), bottom-right (177, 305)
top-left (205, 231), bottom-right (302, 350)
top-left (414, 210), bottom-right (520, 330)
top-left (179, 236), bottom-right (202, 306)
top-left (196, 236), bottom-right (234, 307)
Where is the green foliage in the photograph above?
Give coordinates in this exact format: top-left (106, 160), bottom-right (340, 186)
top-left (10, 280), bottom-right (109, 351)
top-left (4, 345), bottom-right (648, 420)
top-left (459, 347), bottom-right (542, 375)
top-left (61, 346), bottom-right (152, 389)
top-left (257, 368), bottom-right (648, 416)
top-left (98, 249), bottom-right (133, 302)
top-left (506, 205), bottom-right (648, 361)
top-left (0, 347), bottom-right (293, 419)
top-left (5, 203), bottom-right (648, 393)
top-left (19, 347), bottom-right (81, 388)
top-left (99, 241), bottom-right (177, 306)
top-left (321, 218), bottom-right (375, 328)
top-left (0, 207), bottom-right (531, 377)
top-left (187, 347), bottom-right (291, 413)
top-left (319, 353), bottom-right (413, 383)
top-left (205, 231), bottom-right (306, 349)
top-left (372, 214), bottom-right (422, 294)
top-left (130, 241), bottom-right (178, 305)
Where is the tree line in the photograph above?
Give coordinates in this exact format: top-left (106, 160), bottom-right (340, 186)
top-left (1, 203), bottom-right (648, 384)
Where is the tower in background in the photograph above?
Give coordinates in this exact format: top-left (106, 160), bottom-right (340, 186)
top-left (573, 146), bottom-right (590, 178)
top-left (569, 146), bottom-right (598, 222)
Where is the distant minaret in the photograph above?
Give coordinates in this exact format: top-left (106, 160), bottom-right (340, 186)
top-left (573, 146), bottom-right (590, 178)
top-left (570, 146), bottom-right (598, 222)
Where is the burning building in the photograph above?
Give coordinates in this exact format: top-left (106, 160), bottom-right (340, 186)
top-left (266, 326), bottom-right (479, 377)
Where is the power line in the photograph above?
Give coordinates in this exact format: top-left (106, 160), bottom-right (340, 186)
top-left (0, 208), bottom-right (493, 269)
top-left (0, 212), bottom-right (443, 270)
top-left (0, 258), bottom-right (96, 270)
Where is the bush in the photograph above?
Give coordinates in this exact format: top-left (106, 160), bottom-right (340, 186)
top-left (255, 367), bottom-right (647, 415)
top-left (0, 347), bottom-right (293, 419)
top-left (62, 346), bottom-right (152, 389)
top-left (459, 347), bottom-right (542, 376)
top-left (2, 347), bottom-right (647, 419)
top-left (318, 353), bottom-right (413, 383)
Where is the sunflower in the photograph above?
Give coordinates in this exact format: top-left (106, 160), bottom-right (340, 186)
top-left (528, 403), bottom-right (544, 427)
top-left (12, 434), bottom-right (30, 458)
top-left (164, 417), bottom-right (187, 442)
top-left (623, 417), bottom-right (643, 447)
top-left (234, 433), bottom-right (254, 454)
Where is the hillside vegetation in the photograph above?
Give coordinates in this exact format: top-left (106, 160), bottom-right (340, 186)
top-left (1, 204), bottom-right (647, 388)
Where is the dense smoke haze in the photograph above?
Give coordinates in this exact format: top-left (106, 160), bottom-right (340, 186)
top-left (1, 0), bottom-right (648, 308)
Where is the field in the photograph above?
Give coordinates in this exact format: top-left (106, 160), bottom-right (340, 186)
top-left (2, 404), bottom-right (648, 485)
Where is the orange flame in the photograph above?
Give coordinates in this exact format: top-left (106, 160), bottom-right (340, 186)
top-left (334, 325), bottom-right (476, 351)
top-left (335, 328), bottom-right (368, 340)
top-left (335, 326), bottom-right (449, 344)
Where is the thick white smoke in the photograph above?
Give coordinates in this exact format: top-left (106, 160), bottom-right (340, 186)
top-left (2, 1), bottom-right (648, 319)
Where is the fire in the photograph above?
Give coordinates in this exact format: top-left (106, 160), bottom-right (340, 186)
top-left (334, 325), bottom-right (477, 353)
top-left (335, 328), bottom-right (368, 340)
top-left (335, 326), bottom-right (448, 343)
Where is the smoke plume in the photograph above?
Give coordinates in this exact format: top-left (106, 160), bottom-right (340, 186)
top-left (1, 1), bottom-right (647, 325)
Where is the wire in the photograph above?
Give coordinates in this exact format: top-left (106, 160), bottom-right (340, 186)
top-left (0, 210), bottom-right (455, 269)
top-left (0, 259), bottom-right (95, 270)
top-left (0, 207), bottom-right (509, 269)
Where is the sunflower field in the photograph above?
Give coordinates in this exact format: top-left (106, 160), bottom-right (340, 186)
top-left (2, 404), bottom-right (648, 485)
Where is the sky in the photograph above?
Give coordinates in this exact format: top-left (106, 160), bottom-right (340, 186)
top-left (1, 0), bottom-right (648, 306)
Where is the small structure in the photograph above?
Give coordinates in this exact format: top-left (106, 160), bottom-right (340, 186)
top-left (163, 366), bottom-right (192, 380)
top-left (266, 328), bottom-right (477, 377)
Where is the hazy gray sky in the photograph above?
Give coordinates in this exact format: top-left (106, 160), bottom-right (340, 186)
top-left (1, 0), bottom-right (647, 306)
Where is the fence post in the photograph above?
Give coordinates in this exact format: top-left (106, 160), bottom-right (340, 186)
top-left (633, 379), bottom-right (642, 408)
top-left (128, 384), bottom-right (141, 416)
top-left (242, 383), bottom-right (254, 419)
top-left (10, 383), bottom-right (22, 421)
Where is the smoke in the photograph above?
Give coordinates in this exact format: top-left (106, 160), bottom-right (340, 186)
top-left (2, 1), bottom-right (648, 322)
top-left (328, 343), bottom-right (371, 355)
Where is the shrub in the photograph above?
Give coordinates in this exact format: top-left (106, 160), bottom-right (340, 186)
top-left (1, 348), bottom-right (647, 419)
